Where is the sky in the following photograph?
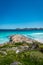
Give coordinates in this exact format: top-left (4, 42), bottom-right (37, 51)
top-left (0, 0), bottom-right (43, 29)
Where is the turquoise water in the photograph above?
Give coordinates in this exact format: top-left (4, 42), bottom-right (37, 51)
top-left (0, 30), bottom-right (43, 44)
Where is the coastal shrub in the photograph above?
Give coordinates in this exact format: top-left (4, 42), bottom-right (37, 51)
top-left (39, 44), bottom-right (43, 48)
top-left (0, 55), bottom-right (14, 65)
top-left (0, 51), bottom-right (18, 65)
top-left (0, 43), bottom-right (15, 48)
top-left (29, 51), bottom-right (43, 65)
top-left (14, 42), bottom-right (23, 46)
top-left (0, 42), bottom-right (43, 65)
top-left (16, 51), bottom-right (43, 65)
top-left (0, 50), bottom-right (43, 65)
top-left (38, 44), bottom-right (43, 52)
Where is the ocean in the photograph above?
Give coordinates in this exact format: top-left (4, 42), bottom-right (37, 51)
top-left (0, 30), bottom-right (43, 44)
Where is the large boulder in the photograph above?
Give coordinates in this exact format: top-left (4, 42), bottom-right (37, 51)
top-left (9, 34), bottom-right (35, 43)
top-left (10, 61), bottom-right (22, 65)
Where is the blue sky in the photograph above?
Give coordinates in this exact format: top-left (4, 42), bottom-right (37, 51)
top-left (0, 0), bottom-right (43, 29)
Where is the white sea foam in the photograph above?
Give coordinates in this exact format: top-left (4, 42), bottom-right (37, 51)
top-left (30, 33), bottom-right (43, 35)
top-left (27, 33), bottom-right (43, 43)
top-left (34, 38), bottom-right (43, 43)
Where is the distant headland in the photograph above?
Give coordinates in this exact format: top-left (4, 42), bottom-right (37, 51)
top-left (0, 28), bottom-right (43, 31)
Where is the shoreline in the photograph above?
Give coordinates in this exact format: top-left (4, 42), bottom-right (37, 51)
top-left (0, 34), bottom-right (43, 44)
top-left (34, 38), bottom-right (43, 43)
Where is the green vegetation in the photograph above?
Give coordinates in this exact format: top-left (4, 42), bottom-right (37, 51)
top-left (0, 42), bottom-right (43, 65)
